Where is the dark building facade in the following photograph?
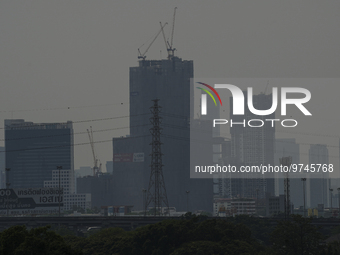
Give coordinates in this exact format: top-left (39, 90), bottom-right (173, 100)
top-left (112, 57), bottom-right (213, 212)
top-left (77, 174), bottom-right (114, 208)
top-left (5, 119), bottom-right (73, 189)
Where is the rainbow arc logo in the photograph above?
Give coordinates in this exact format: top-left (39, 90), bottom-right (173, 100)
top-left (196, 82), bottom-right (223, 107)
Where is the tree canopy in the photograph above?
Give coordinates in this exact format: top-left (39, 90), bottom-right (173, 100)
top-left (0, 225), bottom-right (81, 255)
top-left (2, 214), bottom-right (339, 255)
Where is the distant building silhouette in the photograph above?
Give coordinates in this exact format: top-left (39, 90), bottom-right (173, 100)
top-left (230, 91), bottom-right (275, 199)
top-left (212, 138), bottom-right (232, 198)
top-left (275, 138), bottom-right (302, 208)
top-left (77, 173), bottom-right (114, 208)
top-left (266, 194), bottom-right (285, 216)
top-left (308, 144), bottom-right (330, 208)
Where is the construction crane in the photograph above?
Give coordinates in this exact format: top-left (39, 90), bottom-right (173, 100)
top-left (87, 126), bottom-right (102, 176)
top-left (167, 7), bottom-right (177, 58)
top-left (138, 22), bottom-right (168, 60)
top-left (160, 22), bottom-right (169, 58)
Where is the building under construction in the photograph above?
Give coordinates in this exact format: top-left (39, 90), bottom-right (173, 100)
top-left (111, 10), bottom-right (213, 212)
top-left (111, 52), bottom-right (214, 212)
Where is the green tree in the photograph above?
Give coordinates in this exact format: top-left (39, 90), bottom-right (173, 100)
top-left (227, 215), bottom-right (274, 245)
top-left (63, 216), bottom-right (269, 255)
top-left (112, 216), bottom-right (266, 255)
top-left (65, 227), bottom-right (130, 255)
top-left (0, 226), bottom-right (82, 255)
top-left (52, 225), bottom-right (77, 237)
top-left (271, 214), bottom-right (324, 255)
top-left (324, 241), bottom-right (340, 255)
top-left (0, 226), bottom-right (27, 255)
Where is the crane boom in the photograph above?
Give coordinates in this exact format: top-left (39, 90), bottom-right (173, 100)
top-left (138, 22), bottom-right (168, 60)
top-left (87, 126), bottom-right (100, 176)
top-left (166, 7), bottom-right (178, 59)
top-left (170, 7), bottom-right (177, 49)
top-left (160, 22), bottom-right (169, 59)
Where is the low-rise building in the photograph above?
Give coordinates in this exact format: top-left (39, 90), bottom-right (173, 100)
top-left (44, 169), bottom-right (91, 211)
top-left (77, 173), bottom-right (114, 208)
top-left (213, 198), bottom-right (256, 216)
top-left (266, 194), bottom-right (285, 216)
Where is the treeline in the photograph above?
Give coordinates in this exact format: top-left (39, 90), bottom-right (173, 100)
top-left (1, 214), bottom-right (340, 254)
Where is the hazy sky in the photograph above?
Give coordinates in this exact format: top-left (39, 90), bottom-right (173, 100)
top-left (1, 1), bottom-right (340, 170)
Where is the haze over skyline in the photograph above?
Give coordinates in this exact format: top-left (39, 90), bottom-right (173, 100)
top-left (1, 1), bottom-right (340, 170)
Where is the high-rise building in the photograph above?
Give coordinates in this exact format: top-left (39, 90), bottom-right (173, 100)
top-left (212, 138), bottom-right (233, 198)
top-left (112, 57), bottom-right (213, 212)
top-left (230, 92), bottom-right (275, 199)
top-left (308, 144), bottom-right (330, 208)
top-left (5, 119), bottom-right (74, 189)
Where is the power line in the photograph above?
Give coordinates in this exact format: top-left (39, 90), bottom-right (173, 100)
top-left (0, 134), bottom-right (151, 154)
top-left (0, 102), bottom-right (128, 113)
top-left (2, 120), bottom-right (338, 157)
top-left (1, 110), bottom-right (339, 159)
top-left (0, 124), bottom-right (150, 142)
top-left (0, 113), bottom-right (151, 130)
top-left (2, 110), bottom-right (339, 140)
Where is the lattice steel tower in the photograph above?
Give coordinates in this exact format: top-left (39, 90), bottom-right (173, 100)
top-left (146, 99), bottom-right (169, 216)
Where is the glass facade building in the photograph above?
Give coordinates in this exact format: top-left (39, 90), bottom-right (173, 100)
top-left (5, 119), bottom-right (73, 189)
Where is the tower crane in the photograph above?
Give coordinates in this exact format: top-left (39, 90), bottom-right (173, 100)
top-left (167, 7), bottom-right (177, 58)
top-left (87, 126), bottom-right (102, 176)
top-left (138, 22), bottom-right (168, 60)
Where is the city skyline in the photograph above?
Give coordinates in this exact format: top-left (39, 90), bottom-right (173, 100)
top-left (1, 1), bottom-right (340, 170)
top-left (0, 2), bottom-right (340, 253)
